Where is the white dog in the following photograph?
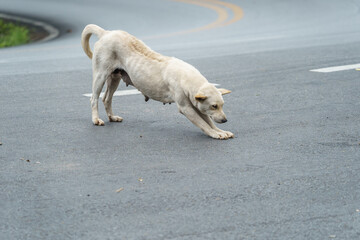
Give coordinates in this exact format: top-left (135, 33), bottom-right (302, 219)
top-left (81, 24), bottom-right (233, 139)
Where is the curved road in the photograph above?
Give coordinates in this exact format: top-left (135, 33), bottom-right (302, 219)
top-left (1, 0), bottom-right (360, 239)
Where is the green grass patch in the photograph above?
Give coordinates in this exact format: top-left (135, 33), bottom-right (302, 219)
top-left (0, 19), bottom-right (30, 48)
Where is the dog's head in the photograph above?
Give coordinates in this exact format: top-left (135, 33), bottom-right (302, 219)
top-left (194, 84), bottom-right (231, 123)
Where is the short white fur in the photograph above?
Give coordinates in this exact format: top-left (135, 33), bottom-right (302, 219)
top-left (81, 24), bottom-right (233, 139)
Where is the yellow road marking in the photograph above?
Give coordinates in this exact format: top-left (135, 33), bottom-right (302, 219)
top-left (144, 0), bottom-right (243, 39)
top-left (206, 0), bottom-right (244, 26)
top-left (174, 0), bottom-right (228, 33)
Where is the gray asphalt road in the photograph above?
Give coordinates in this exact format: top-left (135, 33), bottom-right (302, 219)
top-left (1, 0), bottom-right (360, 239)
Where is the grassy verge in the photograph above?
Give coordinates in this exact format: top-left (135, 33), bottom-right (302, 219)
top-left (0, 19), bottom-right (30, 48)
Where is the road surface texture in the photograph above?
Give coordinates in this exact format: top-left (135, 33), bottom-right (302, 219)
top-left (1, 0), bottom-right (360, 239)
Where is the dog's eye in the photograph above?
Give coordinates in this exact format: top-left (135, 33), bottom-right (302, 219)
top-left (212, 104), bottom-right (218, 109)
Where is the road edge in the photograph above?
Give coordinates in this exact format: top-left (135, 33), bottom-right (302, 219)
top-left (0, 13), bottom-right (59, 43)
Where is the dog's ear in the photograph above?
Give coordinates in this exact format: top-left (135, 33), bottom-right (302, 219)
top-left (218, 88), bottom-right (231, 95)
top-left (195, 93), bottom-right (207, 101)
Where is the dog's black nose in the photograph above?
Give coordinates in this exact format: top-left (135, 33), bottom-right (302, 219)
top-left (221, 119), bottom-right (227, 123)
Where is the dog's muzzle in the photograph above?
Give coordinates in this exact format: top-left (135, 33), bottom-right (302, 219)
top-left (213, 116), bottom-right (227, 124)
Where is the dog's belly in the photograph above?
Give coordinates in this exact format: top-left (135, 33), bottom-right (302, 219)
top-left (134, 80), bottom-right (174, 103)
top-left (124, 60), bottom-right (175, 104)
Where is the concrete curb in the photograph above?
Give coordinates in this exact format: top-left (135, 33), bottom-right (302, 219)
top-left (0, 13), bottom-right (59, 42)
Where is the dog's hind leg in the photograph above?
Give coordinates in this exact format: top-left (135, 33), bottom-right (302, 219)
top-left (103, 72), bottom-right (123, 122)
top-left (91, 71), bottom-right (107, 126)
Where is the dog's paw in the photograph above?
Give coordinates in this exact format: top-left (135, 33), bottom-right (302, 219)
top-left (109, 115), bottom-right (123, 122)
top-left (93, 118), bottom-right (105, 126)
top-left (209, 131), bottom-right (229, 140)
top-left (223, 131), bottom-right (234, 138)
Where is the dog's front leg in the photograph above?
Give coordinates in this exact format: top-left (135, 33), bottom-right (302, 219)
top-left (195, 109), bottom-right (234, 139)
top-left (178, 105), bottom-right (229, 140)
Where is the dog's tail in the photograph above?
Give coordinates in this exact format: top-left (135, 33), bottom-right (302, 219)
top-left (81, 24), bottom-right (106, 59)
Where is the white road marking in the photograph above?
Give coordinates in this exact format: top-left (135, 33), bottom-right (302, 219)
top-left (83, 89), bottom-right (141, 98)
top-left (310, 63), bottom-right (360, 73)
top-left (83, 83), bottom-right (220, 98)
top-left (0, 13), bottom-right (59, 42)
